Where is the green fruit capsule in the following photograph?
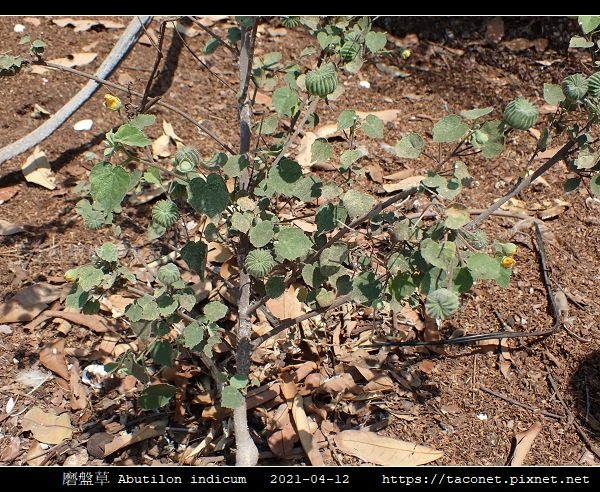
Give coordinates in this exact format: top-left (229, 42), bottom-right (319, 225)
top-left (173, 146), bottom-right (201, 172)
top-left (157, 263), bottom-right (181, 286)
top-left (588, 72), bottom-right (600, 98)
top-left (339, 32), bottom-right (362, 62)
top-left (245, 249), bottom-right (275, 278)
top-left (281, 17), bottom-right (301, 28)
top-left (562, 74), bottom-right (588, 101)
top-left (503, 97), bottom-right (539, 130)
top-left (152, 199), bottom-right (179, 227)
top-left (305, 63), bottom-right (338, 98)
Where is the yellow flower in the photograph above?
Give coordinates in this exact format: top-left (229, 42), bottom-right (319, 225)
top-left (104, 93), bottom-right (122, 111)
top-left (401, 49), bottom-right (411, 60)
top-left (501, 256), bottom-right (516, 268)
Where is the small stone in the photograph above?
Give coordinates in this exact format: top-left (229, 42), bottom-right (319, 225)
top-left (73, 119), bottom-right (93, 131)
top-left (14, 24), bottom-right (25, 33)
top-left (0, 324), bottom-right (13, 335)
top-left (358, 80), bottom-right (371, 89)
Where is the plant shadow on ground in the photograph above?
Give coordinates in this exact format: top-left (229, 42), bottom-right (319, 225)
top-left (570, 350), bottom-right (600, 440)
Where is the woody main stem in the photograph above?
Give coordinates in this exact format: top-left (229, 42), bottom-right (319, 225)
top-left (232, 23), bottom-right (259, 467)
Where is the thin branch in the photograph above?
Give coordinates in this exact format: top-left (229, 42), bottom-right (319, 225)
top-left (479, 385), bottom-right (563, 420)
top-left (173, 24), bottom-right (237, 94)
top-left (252, 293), bottom-right (352, 349)
top-left (189, 17), bottom-right (239, 56)
top-left (35, 61), bottom-right (235, 154)
top-left (405, 208), bottom-right (532, 221)
top-left (140, 19), bottom-right (167, 109)
top-left (271, 97), bottom-right (319, 169)
top-left (246, 186), bottom-right (420, 317)
top-left (368, 222), bottom-right (562, 347)
top-left (466, 118), bottom-right (595, 230)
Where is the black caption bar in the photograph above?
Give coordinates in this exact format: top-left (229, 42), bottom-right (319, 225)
top-left (0, 466), bottom-right (596, 491)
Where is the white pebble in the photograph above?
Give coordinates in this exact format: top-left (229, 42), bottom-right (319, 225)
top-left (14, 24), bottom-right (25, 33)
top-left (73, 119), bottom-right (93, 131)
top-left (358, 80), bottom-right (371, 89)
top-left (0, 324), bottom-right (12, 335)
top-left (476, 412), bottom-right (488, 421)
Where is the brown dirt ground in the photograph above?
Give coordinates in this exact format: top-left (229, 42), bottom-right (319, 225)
top-left (0, 16), bottom-right (599, 466)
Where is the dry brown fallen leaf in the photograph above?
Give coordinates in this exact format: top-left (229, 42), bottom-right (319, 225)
top-left (207, 242), bottom-right (234, 263)
top-left (266, 284), bottom-right (305, 320)
top-left (22, 406), bottom-right (73, 445)
top-left (152, 134), bottom-right (171, 159)
top-left (508, 422), bottom-right (542, 466)
top-left (539, 103), bottom-right (558, 115)
top-left (63, 447), bottom-right (89, 466)
top-left (267, 404), bottom-right (298, 458)
top-left (21, 147), bottom-right (56, 190)
top-left (366, 163), bottom-right (385, 184)
top-left (381, 175), bottom-right (424, 194)
top-left (31, 53), bottom-right (98, 74)
top-left (254, 91), bottom-right (272, 106)
top-left (354, 366), bottom-right (395, 393)
top-left (247, 382), bottom-right (280, 410)
top-left (315, 123), bottom-right (341, 139)
top-left (320, 373), bottom-right (360, 395)
top-left (196, 15), bottom-right (230, 27)
top-left (384, 168), bottom-right (415, 182)
top-left (0, 185), bottom-right (19, 204)
top-left (23, 17), bottom-right (41, 26)
top-left (0, 219), bottom-right (24, 236)
top-left (40, 339), bottom-right (70, 380)
top-left (52, 18), bottom-right (124, 31)
top-left (267, 26), bottom-right (288, 37)
top-left (163, 120), bottom-right (183, 143)
top-left (356, 109), bottom-right (400, 123)
top-left (291, 394), bottom-right (324, 466)
top-left (296, 131), bottom-right (319, 168)
top-left (52, 52), bottom-right (98, 68)
top-left (103, 419), bottom-right (167, 457)
top-left (0, 283), bottom-right (62, 323)
top-left (539, 205), bottom-right (567, 220)
top-left (335, 429), bottom-right (443, 466)
top-left (70, 363), bottom-right (88, 411)
top-left (25, 440), bottom-right (47, 465)
top-left (40, 310), bottom-right (111, 333)
top-left (100, 294), bottom-right (134, 318)
top-left (535, 145), bottom-right (562, 160)
top-left (0, 436), bottom-right (21, 463)
top-left (165, 21), bottom-right (200, 38)
top-left (280, 371), bottom-right (299, 402)
top-left (499, 338), bottom-right (512, 380)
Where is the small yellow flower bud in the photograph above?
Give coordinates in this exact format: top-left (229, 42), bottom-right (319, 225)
top-left (401, 49), bottom-right (411, 60)
top-left (104, 94), bottom-right (122, 111)
top-left (64, 271), bottom-right (76, 283)
top-left (503, 243), bottom-right (517, 257)
top-left (501, 256), bottom-right (516, 268)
